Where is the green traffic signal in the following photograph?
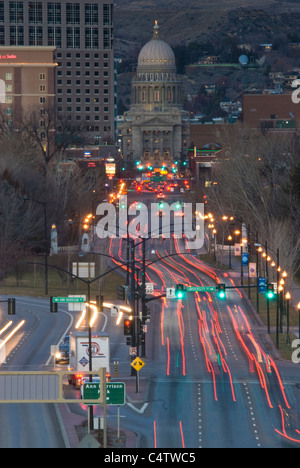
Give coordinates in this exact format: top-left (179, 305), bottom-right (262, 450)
top-left (266, 284), bottom-right (275, 300)
top-left (175, 284), bottom-right (185, 300)
top-left (217, 284), bottom-right (226, 300)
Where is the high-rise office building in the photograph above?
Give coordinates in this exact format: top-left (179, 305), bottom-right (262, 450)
top-left (0, 1), bottom-right (115, 144)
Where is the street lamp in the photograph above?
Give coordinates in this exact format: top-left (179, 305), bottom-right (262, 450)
top-left (298, 303), bottom-right (300, 341)
top-left (286, 292), bottom-right (291, 344)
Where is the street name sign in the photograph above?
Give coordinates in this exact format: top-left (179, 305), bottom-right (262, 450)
top-left (186, 286), bottom-right (216, 293)
top-left (83, 382), bottom-right (125, 405)
top-left (53, 297), bottom-right (85, 303)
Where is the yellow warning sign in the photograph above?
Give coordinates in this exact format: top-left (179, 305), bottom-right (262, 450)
top-left (131, 357), bottom-right (145, 372)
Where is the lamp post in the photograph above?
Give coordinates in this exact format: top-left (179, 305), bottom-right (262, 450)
top-left (298, 303), bottom-right (300, 340)
top-left (285, 292), bottom-right (291, 344)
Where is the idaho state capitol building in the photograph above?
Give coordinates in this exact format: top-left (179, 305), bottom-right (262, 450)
top-left (118, 22), bottom-right (190, 169)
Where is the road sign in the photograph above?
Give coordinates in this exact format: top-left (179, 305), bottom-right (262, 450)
top-left (131, 356), bottom-right (145, 372)
top-left (258, 277), bottom-right (267, 294)
top-left (53, 297), bottom-right (85, 303)
top-left (145, 283), bottom-right (154, 295)
top-left (166, 287), bottom-right (176, 298)
top-left (186, 286), bottom-right (216, 292)
top-left (83, 382), bottom-right (126, 405)
top-left (129, 347), bottom-right (137, 356)
top-left (83, 383), bottom-right (100, 400)
top-left (111, 305), bottom-right (119, 317)
top-left (106, 383), bottom-right (125, 405)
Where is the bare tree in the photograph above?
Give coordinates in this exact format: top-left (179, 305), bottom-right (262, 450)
top-left (205, 124), bottom-right (300, 277)
top-left (20, 105), bottom-right (88, 171)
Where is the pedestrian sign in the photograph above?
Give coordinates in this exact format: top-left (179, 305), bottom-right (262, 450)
top-left (131, 357), bottom-right (145, 372)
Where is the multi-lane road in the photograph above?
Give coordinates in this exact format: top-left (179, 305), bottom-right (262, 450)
top-left (0, 187), bottom-right (300, 448)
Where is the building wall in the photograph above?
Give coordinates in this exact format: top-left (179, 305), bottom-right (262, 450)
top-left (0, 46), bottom-right (56, 128)
top-left (242, 93), bottom-right (300, 131)
top-left (0, 0), bottom-right (115, 143)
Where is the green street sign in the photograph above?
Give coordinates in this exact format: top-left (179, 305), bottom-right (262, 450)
top-left (83, 383), bottom-right (100, 400)
top-left (53, 297), bottom-right (85, 303)
top-left (106, 383), bottom-right (125, 405)
top-left (83, 382), bottom-right (126, 406)
top-left (186, 286), bottom-right (216, 293)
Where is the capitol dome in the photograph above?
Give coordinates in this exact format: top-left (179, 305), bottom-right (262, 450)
top-left (138, 21), bottom-right (176, 69)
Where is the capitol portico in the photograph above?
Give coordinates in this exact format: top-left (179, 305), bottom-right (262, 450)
top-left (118, 22), bottom-right (190, 169)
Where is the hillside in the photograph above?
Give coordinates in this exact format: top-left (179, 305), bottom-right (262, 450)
top-left (115, 0), bottom-right (300, 116)
top-left (114, 0), bottom-right (300, 57)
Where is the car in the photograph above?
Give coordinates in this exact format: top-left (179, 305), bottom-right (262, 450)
top-left (55, 342), bottom-right (70, 364)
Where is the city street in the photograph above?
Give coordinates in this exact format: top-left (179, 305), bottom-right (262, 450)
top-left (0, 188), bottom-right (300, 448)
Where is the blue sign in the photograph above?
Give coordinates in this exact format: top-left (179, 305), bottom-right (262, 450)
top-left (242, 253), bottom-right (249, 266)
top-left (258, 277), bottom-right (267, 294)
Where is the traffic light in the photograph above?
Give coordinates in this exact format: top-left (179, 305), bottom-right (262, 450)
top-left (217, 284), bottom-right (226, 300)
top-left (124, 318), bottom-right (134, 336)
top-left (96, 295), bottom-right (104, 311)
top-left (8, 298), bottom-right (15, 315)
top-left (116, 286), bottom-right (125, 301)
top-left (266, 284), bottom-right (275, 300)
top-left (175, 284), bottom-right (185, 300)
top-left (50, 297), bottom-right (58, 313)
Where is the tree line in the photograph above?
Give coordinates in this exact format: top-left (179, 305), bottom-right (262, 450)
top-left (0, 105), bottom-right (106, 283)
top-left (204, 125), bottom-right (300, 284)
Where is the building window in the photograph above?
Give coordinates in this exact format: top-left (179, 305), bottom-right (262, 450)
top-left (39, 73), bottom-right (46, 80)
top-left (103, 28), bottom-right (113, 50)
top-left (67, 26), bottom-right (80, 48)
top-left (48, 3), bottom-right (61, 24)
top-left (29, 26), bottom-right (43, 46)
top-left (0, 2), bottom-right (4, 23)
top-left (10, 25), bottom-right (24, 45)
top-left (6, 73), bottom-right (12, 81)
top-left (154, 90), bottom-right (160, 102)
top-left (0, 25), bottom-right (4, 45)
top-left (66, 3), bottom-right (80, 25)
top-left (103, 4), bottom-right (112, 25)
top-left (9, 1), bottom-right (23, 23)
top-left (85, 27), bottom-right (99, 49)
top-left (85, 4), bottom-right (98, 25)
top-left (28, 2), bottom-right (43, 24)
top-left (40, 85), bottom-right (46, 92)
top-left (48, 26), bottom-right (61, 47)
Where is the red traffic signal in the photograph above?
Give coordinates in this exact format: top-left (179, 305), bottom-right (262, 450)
top-left (124, 318), bottom-right (134, 336)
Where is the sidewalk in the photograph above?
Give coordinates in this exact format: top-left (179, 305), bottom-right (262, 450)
top-left (215, 247), bottom-right (300, 342)
top-left (216, 246), bottom-right (300, 309)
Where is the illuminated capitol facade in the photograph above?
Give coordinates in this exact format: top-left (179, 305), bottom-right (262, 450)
top-left (118, 22), bottom-right (190, 169)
